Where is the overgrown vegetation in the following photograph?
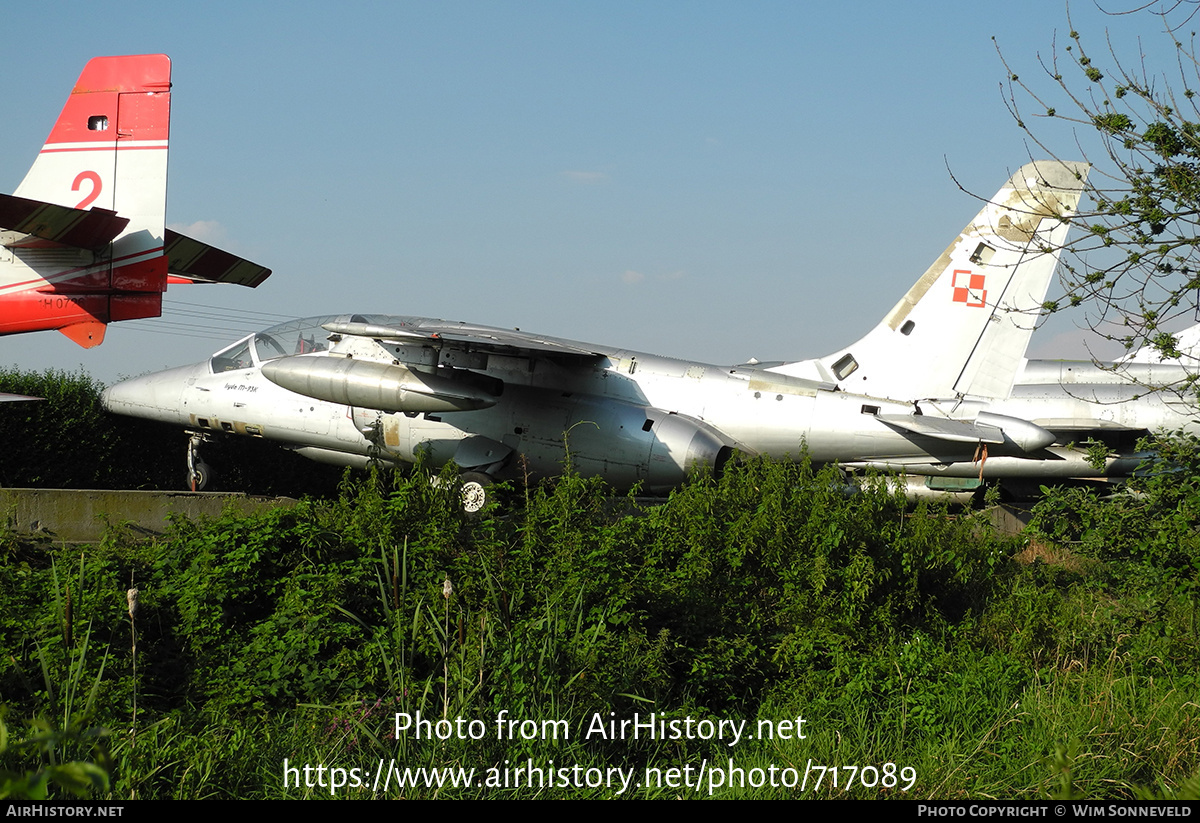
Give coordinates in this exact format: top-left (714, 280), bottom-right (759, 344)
top-left (0, 455), bottom-right (1195, 799)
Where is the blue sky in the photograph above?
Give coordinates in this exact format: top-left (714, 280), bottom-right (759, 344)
top-left (0, 1), bottom-right (1174, 384)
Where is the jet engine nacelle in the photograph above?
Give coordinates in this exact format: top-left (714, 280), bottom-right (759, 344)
top-left (644, 410), bottom-right (740, 489)
top-left (488, 394), bottom-right (747, 491)
top-left (261, 355), bottom-right (498, 414)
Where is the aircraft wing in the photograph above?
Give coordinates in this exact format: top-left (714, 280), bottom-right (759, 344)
top-left (323, 318), bottom-right (604, 359)
top-left (164, 229), bottom-right (272, 287)
top-left (0, 193), bottom-right (129, 252)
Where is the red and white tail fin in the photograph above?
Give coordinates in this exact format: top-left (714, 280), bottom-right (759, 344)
top-left (1, 54), bottom-right (171, 346)
top-left (770, 160), bottom-right (1089, 401)
top-left (15, 54), bottom-right (170, 244)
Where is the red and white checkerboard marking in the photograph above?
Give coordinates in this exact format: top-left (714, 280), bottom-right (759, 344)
top-left (951, 269), bottom-right (987, 307)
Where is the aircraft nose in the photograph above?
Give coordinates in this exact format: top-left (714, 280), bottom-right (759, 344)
top-left (102, 363), bottom-right (207, 425)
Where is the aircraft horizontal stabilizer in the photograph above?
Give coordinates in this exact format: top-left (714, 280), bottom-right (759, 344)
top-left (876, 414), bottom-right (1004, 444)
top-left (877, 410), bottom-right (1057, 453)
top-left (0, 193), bottom-right (128, 252)
top-left (164, 230), bottom-right (272, 287)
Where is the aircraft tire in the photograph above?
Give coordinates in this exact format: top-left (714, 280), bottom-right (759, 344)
top-left (189, 462), bottom-right (214, 492)
top-left (459, 471), bottom-right (494, 515)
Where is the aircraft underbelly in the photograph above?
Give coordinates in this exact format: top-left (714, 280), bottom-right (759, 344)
top-left (455, 387), bottom-right (651, 486)
top-left (360, 384), bottom-right (738, 490)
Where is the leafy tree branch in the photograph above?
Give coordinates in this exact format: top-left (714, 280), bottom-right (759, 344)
top-left (997, 4), bottom-right (1200, 365)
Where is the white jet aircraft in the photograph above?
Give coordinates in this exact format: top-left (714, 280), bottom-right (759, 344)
top-left (0, 54), bottom-right (270, 348)
top-left (104, 160), bottom-right (1183, 508)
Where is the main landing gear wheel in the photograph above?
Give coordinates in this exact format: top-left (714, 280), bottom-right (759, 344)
top-left (459, 472), bottom-right (494, 515)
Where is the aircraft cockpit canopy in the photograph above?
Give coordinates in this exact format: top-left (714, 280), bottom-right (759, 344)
top-left (252, 316), bottom-right (338, 360)
top-left (210, 316), bottom-right (339, 373)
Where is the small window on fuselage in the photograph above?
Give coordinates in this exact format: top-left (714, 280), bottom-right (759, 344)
top-left (832, 353), bottom-right (858, 380)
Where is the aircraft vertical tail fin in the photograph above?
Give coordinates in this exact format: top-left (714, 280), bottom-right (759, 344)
top-left (5, 54), bottom-right (171, 344)
top-left (15, 55), bottom-right (171, 239)
top-left (772, 160), bottom-right (1089, 400)
top-left (1119, 323), bottom-right (1200, 365)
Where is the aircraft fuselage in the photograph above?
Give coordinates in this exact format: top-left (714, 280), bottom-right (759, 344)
top-left (103, 314), bottom-right (1196, 493)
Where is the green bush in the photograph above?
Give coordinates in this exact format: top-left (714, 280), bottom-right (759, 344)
top-left (0, 455), bottom-right (1196, 798)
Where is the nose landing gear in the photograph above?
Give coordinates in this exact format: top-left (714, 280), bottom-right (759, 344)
top-left (187, 432), bottom-right (216, 492)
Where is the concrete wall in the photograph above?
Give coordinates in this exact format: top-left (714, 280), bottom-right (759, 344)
top-left (0, 488), bottom-right (298, 543)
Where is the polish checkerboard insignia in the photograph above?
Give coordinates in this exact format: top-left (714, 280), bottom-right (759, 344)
top-left (951, 269), bottom-right (986, 307)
